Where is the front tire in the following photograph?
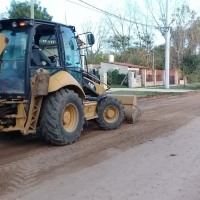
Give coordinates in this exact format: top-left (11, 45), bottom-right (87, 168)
top-left (95, 97), bottom-right (124, 130)
top-left (40, 88), bottom-right (84, 145)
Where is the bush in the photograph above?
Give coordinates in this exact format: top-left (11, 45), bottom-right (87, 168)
top-left (187, 73), bottom-right (200, 83)
top-left (107, 70), bottom-right (128, 86)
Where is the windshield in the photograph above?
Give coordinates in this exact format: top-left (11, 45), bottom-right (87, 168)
top-left (61, 26), bottom-right (81, 68)
top-left (0, 27), bottom-right (28, 94)
top-left (1, 28), bottom-right (28, 60)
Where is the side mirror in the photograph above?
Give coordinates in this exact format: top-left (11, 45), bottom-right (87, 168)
top-left (87, 33), bottom-right (95, 46)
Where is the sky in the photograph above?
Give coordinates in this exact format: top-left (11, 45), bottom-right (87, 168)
top-left (1, 0), bottom-right (200, 46)
top-left (0, 0), bottom-right (123, 32)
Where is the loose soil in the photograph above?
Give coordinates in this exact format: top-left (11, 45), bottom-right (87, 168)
top-left (0, 91), bottom-right (200, 199)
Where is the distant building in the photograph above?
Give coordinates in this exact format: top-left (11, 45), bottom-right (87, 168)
top-left (84, 64), bottom-right (100, 74)
top-left (100, 61), bottom-right (149, 75)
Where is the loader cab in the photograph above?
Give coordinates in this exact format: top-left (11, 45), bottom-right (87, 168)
top-left (30, 22), bottom-right (62, 76)
top-left (0, 18), bottom-right (95, 100)
top-left (31, 21), bottom-right (85, 88)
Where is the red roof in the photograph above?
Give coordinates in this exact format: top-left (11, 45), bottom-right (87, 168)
top-left (102, 62), bottom-right (149, 69)
top-left (84, 65), bottom-right (100, 69)
top-left (90, 65), bottom-right (100, 69)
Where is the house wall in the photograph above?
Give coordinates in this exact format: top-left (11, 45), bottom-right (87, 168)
top-left (100, 73), bottom-right (108, 89)
top-left (100, 63), bottom-right (129, 74)
top-left (128, 71), bottom-right (142, 87)
top-left (145, 81), bottom-right (164, 87)
top-left (134, 75), bottom-right (142, 87)
top-left (100, 63), bottom-right (184, 88)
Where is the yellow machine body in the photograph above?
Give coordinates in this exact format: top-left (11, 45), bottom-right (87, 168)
top-left (0, 33), bottom-right (8, 55)
top-left (0, 69), bottom-right (86, 135)
top-left (48, 71), bottom-right (85, 99)
top-left (0, 68), bottom-right (141, 135)
top-left (107, 94), bottom-right (141, 123)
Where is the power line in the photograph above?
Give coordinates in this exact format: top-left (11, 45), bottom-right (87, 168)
top-left (66, 0), bottom-right (107, 15)
top-left (78, 0), bottom-right (164, 29)
top-left (66, 0), bottom-right (165, 49)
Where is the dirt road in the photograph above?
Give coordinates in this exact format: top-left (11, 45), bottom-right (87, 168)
top-left (0, 92), bottom-right (200, 200)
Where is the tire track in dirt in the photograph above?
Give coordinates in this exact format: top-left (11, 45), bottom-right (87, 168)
top-left (1, 92), bottom-right (200, 198)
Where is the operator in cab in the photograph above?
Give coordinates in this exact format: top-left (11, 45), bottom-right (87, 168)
top-left (31, 45), bottom-right (51, 66)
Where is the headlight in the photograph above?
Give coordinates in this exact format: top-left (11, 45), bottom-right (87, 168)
top-left (19, 21), bottom-right (26, 26)
top-left (12, 21), bottom-right (17, 28)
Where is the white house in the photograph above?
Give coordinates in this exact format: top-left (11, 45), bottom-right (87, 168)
top-left (99, 59), bottom-right (149, 88)
top-left (100, 62), bottom-right (148, 75)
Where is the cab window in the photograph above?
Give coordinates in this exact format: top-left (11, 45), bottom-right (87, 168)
top-left (61, 26), bottom-right (81, 68)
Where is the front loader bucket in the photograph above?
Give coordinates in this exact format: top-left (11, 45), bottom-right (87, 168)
top-left (124, 104), bottom-right (141, 123)
top-left (107, 94), bottom-right (141, 124)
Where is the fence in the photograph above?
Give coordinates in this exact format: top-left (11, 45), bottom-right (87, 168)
top-left (102, 69), bottom-right (183, 88)
top-left (142, 69), bottom-right (183, 87)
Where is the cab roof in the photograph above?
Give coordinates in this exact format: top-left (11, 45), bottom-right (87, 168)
top-left (0, 18), bottom-right (76, 32)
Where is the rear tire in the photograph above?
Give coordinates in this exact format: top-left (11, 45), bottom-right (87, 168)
top-left (40, 88), bottom-right (84, 145)
top-left (95, 97), bottom-right (124, 130)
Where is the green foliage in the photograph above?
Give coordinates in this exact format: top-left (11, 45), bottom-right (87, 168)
top-left (87, 51), bottom-right (108, 65)
top-left (182, 54), bottom-right (200, 77)
top-left (110, 47), bottom-right (151, 67)
top-left (107, 70), bottom-right (113, 85)
top-left (7, 0), bottom-right (52, 21)
top-left (181, 53), bottom-right (200, 83)
top-left (154, 60), bottom-right (164, 70)
top-left (107, 69), bottom-right (128, 87)
top-left (107, 35), bottom-right (131, 52)
top-left (152, 45), bottom-right (165, 70)
top-left (187, 69), bottom-right (200, 83)
top-left (171, 83), bottom-right (200, 90)
top-left (170, 5), bottom-right (197, 69)
top-left (182, 54), bottom-right (200, 73)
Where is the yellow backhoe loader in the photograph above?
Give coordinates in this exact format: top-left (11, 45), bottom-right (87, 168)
top-left (0, 18), bottom-right (141, 145)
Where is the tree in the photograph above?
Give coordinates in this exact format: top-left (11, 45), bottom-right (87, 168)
top-left (144, 0), bottom-right (183, 37)
top-left (102, 0), bottom-right (157, 64)
top-left (144, 0), bottom-right (199, 70)
top-left (151, 44), bottom-right (165, 69)
top-left (0, 12), bottom-right (8, 20)
top-left (81, 19), bottom-right (109, 64)
top-left (7, 0), bottom-right (52, 21)
top-left (186, 18), bottom-right (200, 54)
top-left (170, 5), bottom-right (196, 69)
top-left (182, 53), bottom-right (200, 83)
top-left (107, 35), bottom-right (131, 53)
top-left (103, 1), bottom-right (137, 56)
top-left (87, 51), bottom-right (108, 64)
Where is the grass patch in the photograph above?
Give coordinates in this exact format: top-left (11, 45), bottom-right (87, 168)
top-left (148, 83), bottom-right (200, 90)
top-left (171, 84), bottom-right (200, 90)
top-left (109, 85), bottom-right (128, 88)
top-left (111, 91), bottom-right (179, 97)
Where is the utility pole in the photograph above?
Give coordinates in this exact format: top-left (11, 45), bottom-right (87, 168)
top-left (152, 52), bottom-right (154, 70)
top-left (165, 0), bottom-right (170, 89)
top-left (30, 0), bottom-right (34, 18)
top-left (65, 11), bottom-right (67, 25)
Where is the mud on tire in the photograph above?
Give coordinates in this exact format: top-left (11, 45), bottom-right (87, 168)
top-left (95, 97), bottom-right (124, 130)
top-left (40, 88), bottom-right (84, 145)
